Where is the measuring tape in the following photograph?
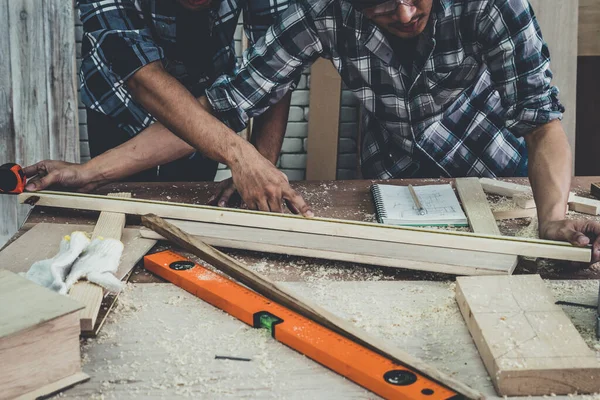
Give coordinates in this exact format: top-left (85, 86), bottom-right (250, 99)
top-left (144, 250), bottom-right (463, 400)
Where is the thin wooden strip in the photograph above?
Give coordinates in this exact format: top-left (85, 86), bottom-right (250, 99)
top-left (306, 58), bottom-right (341, 180)
top-left (456, 275), bottom-right (600, 396)
top-left (70, 193), bottom-right (131, 334)
top-left (479, 178), bottom-right (532, 197)
top-left (141, 214), bottom-right (484, 399)
top-left (19, 191), bottom-right (591, 262)
top-left (140, 219), bottom-right (515, 272)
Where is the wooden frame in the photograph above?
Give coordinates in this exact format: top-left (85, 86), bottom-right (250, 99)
top-left (19, 191), bottom-right (591, 262)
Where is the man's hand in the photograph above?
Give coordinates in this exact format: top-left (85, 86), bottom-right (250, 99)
top-left (227, 147), bottom-right (313, 216)
top-left (23, 160), bottom-right (101, 193)
top-left (208, 178), bottom-right (242, 208)
top-left (540, 219), bottom-right (600, 262)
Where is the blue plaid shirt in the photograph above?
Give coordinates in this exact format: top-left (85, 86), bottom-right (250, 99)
top-left (77, 0), bottom-right (290, 136)
top-left (206, 0), bottom-right (564, 178)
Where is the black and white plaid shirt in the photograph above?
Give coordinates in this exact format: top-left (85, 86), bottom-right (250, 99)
top-left (78, 0), bottom-right (290, 136)
top-left (206, 0), bottom-right (564, 178)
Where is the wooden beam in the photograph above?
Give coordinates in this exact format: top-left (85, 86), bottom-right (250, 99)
top-left (513, 193), bottom-right (536, 209)
top-left (306, 58), bottom-right (341, 180)
top-left (569, 196), bottom-right (600, 215)
top-left (69, 193), bottom-right (130, 333)
top-left (19, 191), bottom-right (591, 262)
top-left (140, 219), bottom-right (517, 275)
top-left (456, 274), bottom-right (600, 396)
top-left (454, 178), bottom-right (517, 273)
top-left (141, 214), bottom-right (483, 399)
top-left (492, 208), bottom-right (537, 220)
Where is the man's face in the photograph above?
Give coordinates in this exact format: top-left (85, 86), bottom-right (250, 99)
top-left (357, 0), bottom-right (433, 39)
top-left (176, 0), bottom-right (213, 11)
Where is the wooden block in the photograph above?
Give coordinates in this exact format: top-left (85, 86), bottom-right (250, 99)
top-left (479, 178), bottom-right (532, 197)
top-left (456, 275), bottom-right (600, 396)
top-left (569, 195), bottom-right (600, 215)
top-left (492, 208), bottom-right (537, 220)
top-left (513, 193), bottom-right (536, 209)
top-left (0, 270), bottom-right (87, 399)
top-left (70, 193), bottom-right (131, 333)
top-left (591, 182), bottom-right (600, 199)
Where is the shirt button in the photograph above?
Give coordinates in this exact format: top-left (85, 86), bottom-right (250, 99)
top-left (388, 153), bottom-right (394, 159)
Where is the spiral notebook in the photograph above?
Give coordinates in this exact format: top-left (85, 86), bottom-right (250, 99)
top-left (371, 183), bottom-right (468, 227)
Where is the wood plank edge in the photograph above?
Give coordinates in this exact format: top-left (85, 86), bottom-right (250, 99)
top-left (14, 372), bottom-right (90, 400)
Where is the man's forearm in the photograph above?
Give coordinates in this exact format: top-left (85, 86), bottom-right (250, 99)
top-left (126, 61), bottom-right (256, 168)
top-left (525, 120), bottom-right (572, 230)
top-left (83, 123), bottom-right (195, 185)
top-left (250, 91), bottom-right (293, 164)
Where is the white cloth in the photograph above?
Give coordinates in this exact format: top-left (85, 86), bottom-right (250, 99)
top-left (25, 232), bottom-right (124, 294)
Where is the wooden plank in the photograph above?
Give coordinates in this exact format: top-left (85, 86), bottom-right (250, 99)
top-left (569, 196), bottom-right (600, 215)
top-left (306, 58), bottom-right (341, 180)
top-left (456, 274), bottom-right (600, 396)
top-left (529, 0), bottom-right (578, 164)
top-left (19, 191), bottom-right (592, 262)
top-left (0, 0), bottom-right (17, 249)
top-left (141, 214), bottom-right (483, 399)
top-left (140, 219), bottom-right (516, 274)
top-left (579, 0), bottom-right (600, 56)
top-left (0, 223), bottom-right (156, 280)
top-left (14, 372), bottom-right (89, 400)
top-left (44, 0), bottom-right (79, 162)
top-left (454, 178), bottom-right (517, 273)
top-left (492, 208), bottom-right (537, 220)
top-left (479, 178), bottom-right (532, 197)
top-left (70, 193), bottom-right (130, 333)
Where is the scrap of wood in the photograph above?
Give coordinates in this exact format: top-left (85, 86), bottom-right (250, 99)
top-left (492, 208), bottom-right (537, 220)
top-left (69, 193), bottom-right (131, 333)
top-left (513, 193), bottom-right (536, 209)
top-left (0, 271), bottom-right (87, 399)
top-left (140, 220), bottom-right (515, 275)
top-left (454, 178), bottom-right (518, 273)
top-left (456, 274), bottom-right (600, 396)
top-left (141, 214), bottom-right (483, 399)
top-left (569, 196), bottom-right (600, 215)
top-left (18, 191), bottom-right (592, 262)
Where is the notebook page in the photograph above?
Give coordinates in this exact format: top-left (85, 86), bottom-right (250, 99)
top-left (378, 184), bottom-right (465, 222)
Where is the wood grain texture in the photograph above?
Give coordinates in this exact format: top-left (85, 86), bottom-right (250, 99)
top-left (579, 0), bottom-right (600, 56)
top-left (529, 0), bottom-right (578, 162)
top-left (0, 271), bottom-right (84, 399)
top-left (141, 214), bottom-right (483, 399)
top-left (19, 190), bottom-right (591, 262)
top-left (456, 275), bottom-right (600, 396)
top-left (454, 178), bottom-right (518, 273)
top-left (0, 223), bottom-right (155, 280)
top-left (492, 208), bottom-right (537, 220)
top-left (140, 219), bottom-right (516, 274)
top-left (306, 58), bottom-right (341, 180)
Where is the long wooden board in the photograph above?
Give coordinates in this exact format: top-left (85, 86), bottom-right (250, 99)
top-left (140, 220), bottom-right (516, 275)
top-left (142, 214), bottom-right (483, 399)
top-left (456, 274), bottom-right (600, 396)
top-left (18, 191), bottom-right (591, 262)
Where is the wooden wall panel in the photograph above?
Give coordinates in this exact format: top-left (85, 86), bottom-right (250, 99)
top-left (579, 0), bottom-right (600, 56)
top-left (0, 0), bottom-right (79, 247)
top-left (529, 0), bottom-right (579, 165)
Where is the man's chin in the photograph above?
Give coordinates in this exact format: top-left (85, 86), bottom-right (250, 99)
top-left (386, 18), bottom-right (427, 38)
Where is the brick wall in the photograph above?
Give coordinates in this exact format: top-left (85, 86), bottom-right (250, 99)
top-left (75, 13), bottom-right (359, 180)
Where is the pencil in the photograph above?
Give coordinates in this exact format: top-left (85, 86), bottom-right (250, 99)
top-left (408, 184), bottom-right (427, 215)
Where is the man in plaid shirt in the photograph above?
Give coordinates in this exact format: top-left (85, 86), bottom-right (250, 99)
top-left (23, 0), bottom-right (312, 216)
top-left (205, 0), bottom-right (600, 257)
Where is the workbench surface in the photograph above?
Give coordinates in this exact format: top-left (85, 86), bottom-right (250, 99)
top-left (5, 177), bottom-right (600, 399)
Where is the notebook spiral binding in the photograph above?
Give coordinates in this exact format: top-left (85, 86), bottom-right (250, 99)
top-left (370, 184), bottom-right (387, 224)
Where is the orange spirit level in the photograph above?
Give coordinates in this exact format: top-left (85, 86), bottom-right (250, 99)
top-left (144, 250), bottom-right (462, 400)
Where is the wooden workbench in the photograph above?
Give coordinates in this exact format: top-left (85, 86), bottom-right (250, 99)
top-left (4, 177), bottom-right (600, 399)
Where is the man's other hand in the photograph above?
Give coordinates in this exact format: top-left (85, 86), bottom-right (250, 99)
top-left (226, 149), bottom-right (313, 217)
top-left (540, 219), bottom-right (600, 263)
top-left (23, 160), bottom-right (99, 193)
